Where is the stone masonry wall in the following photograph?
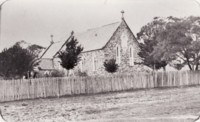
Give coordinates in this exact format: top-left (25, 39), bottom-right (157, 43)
top-left (74, 19), bottom-right (150, 76)
top-left (57, 19), bottom-right (150, 76)
top-left (74, 50), bottom-right (105, 76)
top-left (103, 19), bottom-right (146, 73)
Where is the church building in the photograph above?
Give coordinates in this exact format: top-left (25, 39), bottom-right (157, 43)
top-left (39, 11), bottom-right (148, 76)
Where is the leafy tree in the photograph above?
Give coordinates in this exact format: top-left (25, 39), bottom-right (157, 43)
top-left (58, 36), bottom-right (83, 75)
top-left (137, 16), bottom-right (200, 71)
top-left (104, 59), bottom-right (118, 73)
top-left (138, 38), bottom-right (167, 70)
top-left (28, 44), bottom-right (45, 56)
top-left (152, 16), bottom-right (200, 70)
top-left (16, 40), bottom-right (45, 57)
top-left (137, 17), bottom-right (173, 70)
top-left (0, 43), bottom-right (39, 79)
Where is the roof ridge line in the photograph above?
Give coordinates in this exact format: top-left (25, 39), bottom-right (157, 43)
top-left (101, 21), bottom-right (121, 27)
top-left (86, 21), bottom-right (120, 31)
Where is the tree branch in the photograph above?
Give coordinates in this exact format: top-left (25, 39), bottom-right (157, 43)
top-left (175, 53), bottom-right (186, 61)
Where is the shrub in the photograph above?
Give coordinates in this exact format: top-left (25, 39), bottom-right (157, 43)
top-left (50, 69), bottom-right (65, 77)
top-left (104, 59), bottom-right (118, 73)
top-left (77, 70), bottom-right (88, 77)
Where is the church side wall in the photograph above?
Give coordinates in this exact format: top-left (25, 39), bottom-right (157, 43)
top-left (74, 50), bottom-right (105, 76)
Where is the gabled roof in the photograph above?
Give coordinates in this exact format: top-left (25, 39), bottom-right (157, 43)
top-left (42, 22), bottom-right (121, 58)
top-left (42, 41), bottom-right (63, 59)
top-left (75, 22), bottom-right (120, 52)
top-left (42, 34), bottom-right (73, 59)
top-left (39, 42), bottom-right (54, 58)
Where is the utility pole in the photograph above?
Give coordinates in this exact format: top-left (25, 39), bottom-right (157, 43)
top-left (0, 0), bottom-right (10, 46)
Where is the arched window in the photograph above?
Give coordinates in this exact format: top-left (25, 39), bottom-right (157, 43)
top-left (92, 54), bottom-right (97, 71)
top-left (116, 45), bottom-right (121, 64)
top-left (79, 57), bottom-right (85, 72)
top-left (129, 46), bottom-right (134, 66)
top-left (80, 60), bottom-right (83, 72)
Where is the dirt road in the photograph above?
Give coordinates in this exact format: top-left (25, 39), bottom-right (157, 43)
top-left (1, 86), bottom-right (200, 122)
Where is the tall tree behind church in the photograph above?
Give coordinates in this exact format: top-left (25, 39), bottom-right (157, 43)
top-left (136, 17), bottom-right (175, 70)
top-left (0, 43), bottom-right (39, 79)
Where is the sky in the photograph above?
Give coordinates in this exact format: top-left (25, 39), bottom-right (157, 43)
top-left (0, 0), bottom-right (200, 50)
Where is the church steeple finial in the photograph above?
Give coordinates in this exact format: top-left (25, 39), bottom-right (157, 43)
top-left (50, 34), bottom-right (54, 44)
top-left (121, 10), bottom-right (125, 19)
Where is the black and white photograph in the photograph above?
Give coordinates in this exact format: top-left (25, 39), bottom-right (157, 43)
top-left (0, 0), bottom-right (200, 121)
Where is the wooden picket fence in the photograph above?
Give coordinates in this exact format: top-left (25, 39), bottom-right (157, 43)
top-left (1, 71), bottom-right (200, 102)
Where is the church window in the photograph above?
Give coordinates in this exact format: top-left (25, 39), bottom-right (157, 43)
top-left (116, 45), bottom-right (121, 64)
top-left (129, 46), bottom-right (134, 66)
top-left (80, 60), bottom-right (83, 72)
top-left (92, 54), bottom-right (97, 71)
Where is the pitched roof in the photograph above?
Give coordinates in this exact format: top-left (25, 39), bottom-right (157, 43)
top-left (75, 22), bottom-right (120, 52)
top-left (42, 21), bottom-right (121, 58)
top-left (42, 38), bottom-right (70, 59)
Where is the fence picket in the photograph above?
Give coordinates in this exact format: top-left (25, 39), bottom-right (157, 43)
top-left (1, 71), bottom-right (200, 102)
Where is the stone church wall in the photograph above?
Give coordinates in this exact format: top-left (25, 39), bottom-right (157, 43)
top-left (103, 20), bottom-right (145, 74)
top-left (74, 20), bottom-right (149, 76)
top-left (54, 20), bottom-right (150, 76)
top-left (74, 50), bottom-right (105, 76)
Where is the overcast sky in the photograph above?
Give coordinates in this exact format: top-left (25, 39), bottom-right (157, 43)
top-left (0, 0), bottom-right (200, 50)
